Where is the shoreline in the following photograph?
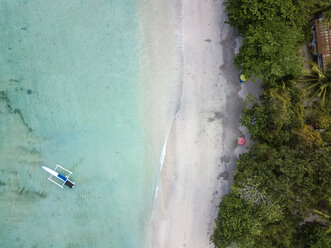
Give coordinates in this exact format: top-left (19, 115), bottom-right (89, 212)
top-left (135, 1), bottom-right (185, 247)
top-left (152, 1), bottom-right (261, 247)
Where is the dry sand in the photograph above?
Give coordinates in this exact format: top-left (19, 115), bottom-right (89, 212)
top-left (152, 1), bottom-right (261, 248)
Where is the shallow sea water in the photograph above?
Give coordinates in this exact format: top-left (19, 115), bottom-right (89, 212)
top-left (0, 1), bottom-right (182, 247)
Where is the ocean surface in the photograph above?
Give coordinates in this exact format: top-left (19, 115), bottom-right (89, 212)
top-left (0, 1), bottom-right (182, 247)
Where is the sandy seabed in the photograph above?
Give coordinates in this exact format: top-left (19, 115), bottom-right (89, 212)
top-left (152, 1), bottom-right (261, 247)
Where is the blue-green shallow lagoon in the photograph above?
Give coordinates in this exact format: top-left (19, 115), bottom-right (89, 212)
top-left (0, 1), bottom-right (182, 247)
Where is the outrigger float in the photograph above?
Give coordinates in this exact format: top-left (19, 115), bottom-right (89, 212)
top-left (42, 165), bottom-right (75, 189)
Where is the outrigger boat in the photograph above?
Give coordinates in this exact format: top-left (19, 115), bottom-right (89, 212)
top-left (42, 165), bottom-right (75, 189)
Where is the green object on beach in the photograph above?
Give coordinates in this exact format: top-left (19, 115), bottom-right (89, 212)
top-left (240, 74), bottom-right (247, 82)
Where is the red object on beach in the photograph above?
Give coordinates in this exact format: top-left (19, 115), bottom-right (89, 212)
top-left (237, 137), bottom-right (246, 145)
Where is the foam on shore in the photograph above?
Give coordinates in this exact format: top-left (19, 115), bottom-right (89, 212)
top-left (136, 0), bottom-right (184, 246)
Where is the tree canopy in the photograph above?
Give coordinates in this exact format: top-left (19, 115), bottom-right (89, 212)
top-left (212, 1), bottom-right (331, 247)
top-left (224, 0), bottom-right (313, 34)
top-left (224, 0), bottom-right (313, 82)
top-left (240, 84), bottom-right (309, 146)
top-left (235, 144), bottom-right (331, 218)
top-left (301, 60), bottom-right (331, 107)
top-left (213, 86), bottom-right (330, 247)
top-left (235, 22), bottom-right (303, 82)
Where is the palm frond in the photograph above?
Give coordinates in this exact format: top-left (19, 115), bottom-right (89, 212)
top-left (321, 87), bottom-right (327, 107)
top-left (302, 60), bottom-right (330, 106)
top-left (311, 1), bottom-right (331, 25)
top-left (310, 88), bottom-right (322, 100)
top-left (304, 82), bottom-right (321, 90)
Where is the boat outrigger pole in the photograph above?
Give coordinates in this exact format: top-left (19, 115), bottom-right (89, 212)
top-left (42, 165), bottom-right (75, 189)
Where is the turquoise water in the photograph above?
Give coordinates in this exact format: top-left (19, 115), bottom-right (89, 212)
top-left (0, 1), bottom-right (182, 247)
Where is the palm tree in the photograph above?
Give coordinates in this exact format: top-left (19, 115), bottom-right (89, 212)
top-left (311, 1), bottom-right (331, 24)
top-left (301, 60), bottom-right (331, 107)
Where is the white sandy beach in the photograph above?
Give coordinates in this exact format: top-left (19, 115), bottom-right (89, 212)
top-left (153, 1), bottom-right (261, 247)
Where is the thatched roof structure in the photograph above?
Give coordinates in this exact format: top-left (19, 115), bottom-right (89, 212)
top-left (314, 19), bottom-right (331, 70)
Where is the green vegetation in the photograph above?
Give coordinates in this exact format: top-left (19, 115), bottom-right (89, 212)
top-left (234, 22), bottom-right (303, 82)
top-left (240, 84), bottom-right (307, 146)
top-left (297, 221), bottom-right (331, 247)
top-left (223, 0), bottom-right (313, 34)
top-left (224, 0), bottom-right (313, 82)
top-left (212, 1), bottom-right (331, 247)
top-left (301, 60), bottom-right (331, 107)
top-left (312, 0), bottom-right (331, 25)
top-left (212, 89), bottom-right (331, 247)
